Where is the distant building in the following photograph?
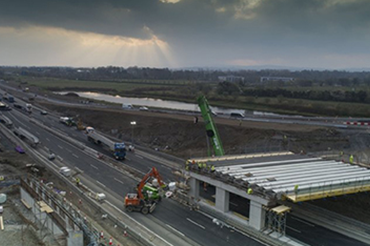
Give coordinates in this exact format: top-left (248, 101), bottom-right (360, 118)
top-left (260, 76), bottom-right (294, 82)
top-left (218, 75), bottom-right (245, 83)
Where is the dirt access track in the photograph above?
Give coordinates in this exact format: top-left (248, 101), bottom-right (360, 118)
top-left (38, 99), bottom-right (349, 159)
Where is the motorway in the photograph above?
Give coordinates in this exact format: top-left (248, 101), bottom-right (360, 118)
top-left (2, 105), bottom-right (266, 246)
top-left (1, 87), bottom-right (370, 246)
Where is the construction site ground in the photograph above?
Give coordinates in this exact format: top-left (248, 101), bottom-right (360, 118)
top-left (2, 86), bottom-right (370, 244)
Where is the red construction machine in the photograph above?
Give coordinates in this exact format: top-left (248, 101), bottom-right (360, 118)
top-left (124, 167), bottom-right (166, 214)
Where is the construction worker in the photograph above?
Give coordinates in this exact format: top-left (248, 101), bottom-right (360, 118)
top-left (211, 165), bottom-right (215, 173)
top-left (185, 160), bottom-right (189, 171)
top-left (247, 188), bottom-right (253, 195)
top-left (349, 155), bottom-right (354, 164)
top-left (294, 185), bottom-right (299, 193)
top-left (76, 177), bottom-right (80, 187)
top-left (198, 162), bottom-right (202, 171)
top-left (202, 162), bottom-right (207, 171)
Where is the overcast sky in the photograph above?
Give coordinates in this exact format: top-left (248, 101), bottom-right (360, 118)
top-left (0, 0), bottom-right (369, 69)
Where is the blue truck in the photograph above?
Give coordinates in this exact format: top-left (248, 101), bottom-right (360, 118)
top-left (86, 128), bottom-right (126, 160)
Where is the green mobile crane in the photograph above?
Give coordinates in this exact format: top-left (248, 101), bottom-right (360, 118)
top-left (197, 95), bottom-right (225, 157)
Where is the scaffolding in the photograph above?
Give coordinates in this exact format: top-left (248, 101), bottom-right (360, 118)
top-left (265, 205), bottom-right (291, 235)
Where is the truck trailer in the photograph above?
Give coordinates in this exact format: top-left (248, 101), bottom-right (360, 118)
top-left (87, 129), bottom-right (126, 160)
top-left (13, 127), bottom-right (40, 147)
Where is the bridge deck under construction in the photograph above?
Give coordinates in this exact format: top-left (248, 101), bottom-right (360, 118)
top-left (197, 153), bottom-right (370, 202)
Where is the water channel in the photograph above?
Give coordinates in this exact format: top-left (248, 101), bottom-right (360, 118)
top-left (56, 91), bottom-right (284, 116)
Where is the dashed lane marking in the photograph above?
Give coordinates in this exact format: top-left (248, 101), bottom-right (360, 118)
top-left (90, 164), bottom-right (98, 170)
top-left (114, 178), bottom-right (124, 185)
top-left (166, 224), bottom-right (185, 237)
top-left (287, 226), bottom-right (301, 233)
top-left (186, 218), bottom-right (205, 230)
top-left (96, 180), bottom-right (106, 188)
top-left (72, 154), bottom-right (79, 159)
top-left (291, 217), bottom-right (315, 227)
top-left (58, 145), bottom-right (63, 149)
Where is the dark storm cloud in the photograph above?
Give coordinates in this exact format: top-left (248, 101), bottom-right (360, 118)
top-left (2, 0), bottom-right (369, 42)
top-left (1, 0), bottom-right (370, 68)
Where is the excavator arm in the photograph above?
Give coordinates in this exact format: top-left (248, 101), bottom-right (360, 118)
top-left (137, 167), bottom-right (164, 199)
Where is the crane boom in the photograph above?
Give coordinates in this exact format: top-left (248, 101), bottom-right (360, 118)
top-left (197, 95), bottom-right (224, 156)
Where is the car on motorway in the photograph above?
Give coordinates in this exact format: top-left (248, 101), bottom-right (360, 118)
top-left (15, 145), bottom-right (25, 154)
top-left (139, 106), bottom-right (149, 111)
top-left (13, 103), bottom-right (23, 109)
top-left (40, 110), bottom-right (48, 115)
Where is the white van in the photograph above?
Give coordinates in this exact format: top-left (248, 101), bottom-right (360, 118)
top-left (230, 112), bottom-right (245, 118)
top-left (122, 103), bottom-right (133, 110)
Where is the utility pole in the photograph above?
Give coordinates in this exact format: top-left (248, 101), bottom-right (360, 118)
top-left (130, 121), bottom-right (136, 146)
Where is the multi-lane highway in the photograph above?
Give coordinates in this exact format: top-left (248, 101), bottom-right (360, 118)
top-left (2, 86), bottom-right (370, 246)
top-left (2, 103), bottom-right (267, 246)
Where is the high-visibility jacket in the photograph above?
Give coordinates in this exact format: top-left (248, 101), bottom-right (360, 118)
top-left (349, 155), bottom-right (354, 164)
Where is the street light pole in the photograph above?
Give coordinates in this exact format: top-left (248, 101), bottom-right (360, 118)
top-left (130, 121), bottom-right (136, 146)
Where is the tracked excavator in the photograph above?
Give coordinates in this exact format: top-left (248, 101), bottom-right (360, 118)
top-left (124, 167), bottom-right (166, 214)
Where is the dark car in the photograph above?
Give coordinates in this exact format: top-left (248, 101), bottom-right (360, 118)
top-left (40, 110), bottom-right (48, 115)
top-left (13, 103), bottom-right (23, 109)
top-left (15, 145), bottom-right (25, 154)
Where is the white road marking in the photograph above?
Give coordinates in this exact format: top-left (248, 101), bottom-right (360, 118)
top-left (96, 180), bottom-right (106, 188)
top-left (161, 165), bottom-right (171, 170)
top-left (66, 148), bottom-right (72, 153)
top-left (136, 155), bottom-right (144, 159)
top-left (114, 178), bottom-right (124, 185)
top-left (125, 157), bottom-right (131, 161)
top-left (287, 226), bottom-right (301, 233)
top-left (72, 154), bottom-right (79, 159)
top-left (166, 224), bottom-right (185, 237)
top-left (46, 138), bottom-right (50, 142)
top-left (90, 164), bottom-right (98, 170)
top-left (186, 218), bottom-right (205, 230)
top-left (58, 145), bottom-right (63, 149)
top-left (105, 200), bottom-right (174, 246)
top-left (291, 217), bottom-right (315, 227)
top-left (75, 167), bottom-right (83, 174)
top-left (35, 131), bottom-right (40, 135)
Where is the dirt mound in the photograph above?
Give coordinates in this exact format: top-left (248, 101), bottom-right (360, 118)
top-left (38, 102), bottom-right (349, 159)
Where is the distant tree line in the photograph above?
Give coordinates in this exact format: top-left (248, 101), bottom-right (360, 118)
top-left (3, 66), bottom-right (370, 85)
top-left (241, 88), bottom-right (368, 103)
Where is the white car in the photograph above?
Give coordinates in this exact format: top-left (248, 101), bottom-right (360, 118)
top-left (139, 106), bottom-right (149, 111)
